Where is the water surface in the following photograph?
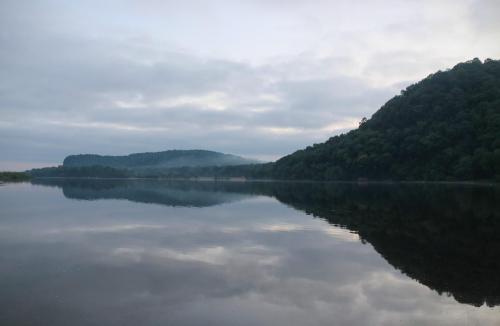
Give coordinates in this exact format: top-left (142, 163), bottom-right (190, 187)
top-left (1, 180), bottom-right (499, 325)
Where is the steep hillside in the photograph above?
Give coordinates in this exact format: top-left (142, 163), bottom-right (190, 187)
top-left (273, 58), bottom-right (500, 181)
top-left (63, 150), bottom-right (258, 169)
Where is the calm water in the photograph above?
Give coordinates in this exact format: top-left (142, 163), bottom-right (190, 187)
top-left (1, 180), bottom-right (499, 326)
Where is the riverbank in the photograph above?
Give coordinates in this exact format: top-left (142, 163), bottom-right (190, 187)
top-left (0, 172), bottom-right (31, 182)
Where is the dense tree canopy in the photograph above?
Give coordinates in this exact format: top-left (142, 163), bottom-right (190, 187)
top-left (273, 58), bottom-right (500, 181)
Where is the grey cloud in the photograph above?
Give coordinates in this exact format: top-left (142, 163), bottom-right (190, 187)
top-left (469, 0), bottom-right (500, 34)
top-left (0, 25), bottom-right (388, 165)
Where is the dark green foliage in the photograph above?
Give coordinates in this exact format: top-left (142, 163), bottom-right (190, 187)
top-left (27, 163), bottom-right (274, 180)
top-left (273, 58), bottom-right (500, 181)
top-left (63, 150), bottom-right (258, 169)
top-left (132, 163), bottom-right (274, 179)
top-left (0, 172), bottom-right (31, 182)
top-left (29, 166), bottom-right (130, 178)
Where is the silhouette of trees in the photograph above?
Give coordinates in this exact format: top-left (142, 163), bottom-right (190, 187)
top-left (273, 58), bottom-right (500, 181)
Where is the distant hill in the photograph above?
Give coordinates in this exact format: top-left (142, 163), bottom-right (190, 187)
top-left (63, 150), bottom-right (259, 169)
top-left (272, 58), bottom-right (500, 181)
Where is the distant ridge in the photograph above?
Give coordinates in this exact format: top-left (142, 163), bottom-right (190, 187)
top-left (63, 150), bottom-right (259, 169)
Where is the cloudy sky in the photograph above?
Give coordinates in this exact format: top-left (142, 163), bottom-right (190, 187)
top-left (1, 0), bottom-right (499, 170)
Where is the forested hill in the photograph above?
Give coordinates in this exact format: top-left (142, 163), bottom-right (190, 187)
top-left (63, 150), bottom-right (258, 169)
top-left (273, 58), bottom-right (500, 181)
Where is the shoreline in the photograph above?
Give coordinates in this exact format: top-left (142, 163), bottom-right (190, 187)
top-left (24, 176), bottom-right (500, 187)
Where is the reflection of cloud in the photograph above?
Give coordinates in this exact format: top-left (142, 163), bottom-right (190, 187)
top-left (45, 224), bottom-right (168, 234)
top-left (259, 223), bottom-right (359, 242)
top-left (113, 246), bottom-right (228, 265)
top-left (112, 245), bottom-right (282, 267)
top-left (260, 223), bottom-right (307, 232)
top-left (220, 227), bottom-right (243, 234)
top-left (323, 227), bottom-right (359, 242)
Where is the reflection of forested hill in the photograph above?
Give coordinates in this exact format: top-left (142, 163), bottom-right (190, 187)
top-left (33, 179), bottom-right (500, 306)
top-left (32, 179), bottom-right (252, 207)
top-left (268, 183), bottom-right (500, 307)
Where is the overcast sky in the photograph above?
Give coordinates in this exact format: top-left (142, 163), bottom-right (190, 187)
top-left (1, 0), bottom-right (499, 170)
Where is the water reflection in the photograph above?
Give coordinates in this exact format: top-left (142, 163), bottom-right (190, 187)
top-left (34, 178), bottom-right (251, 207)
top-left (270, 182), bottom-right (500, 308)
top-left (27, 179), bottom-right (500, 306)
top-left (0, 180), bottom-right (499, 325)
